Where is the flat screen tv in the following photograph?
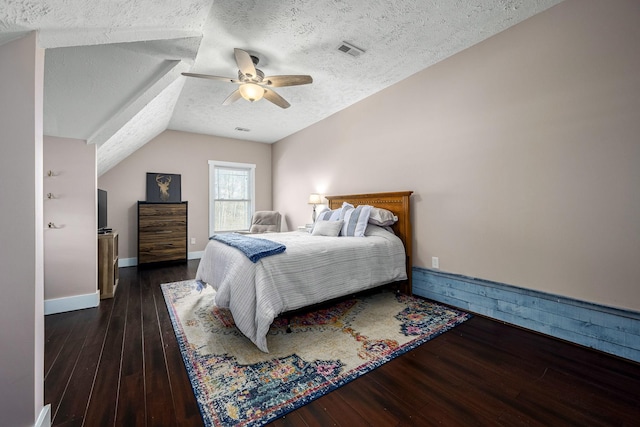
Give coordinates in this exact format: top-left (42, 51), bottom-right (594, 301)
top-left (98, 189), bottom-right (107, 232)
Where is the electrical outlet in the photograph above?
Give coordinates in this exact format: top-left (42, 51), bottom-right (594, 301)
top-left (190, 237), bottom-right (196, 245)
top-left (432, 256), bottom-right (439, 269)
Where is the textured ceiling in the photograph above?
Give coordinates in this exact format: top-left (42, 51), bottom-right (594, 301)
top-left (0, 0), bottom-right (563, 175)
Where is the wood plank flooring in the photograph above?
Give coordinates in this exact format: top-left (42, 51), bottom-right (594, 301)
top-left (45, 261), bottom-right (640, 426)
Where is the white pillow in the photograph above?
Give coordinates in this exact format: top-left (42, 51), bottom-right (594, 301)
top-left (364, 223), bottom-right (395, 236)
top-left (316, 207), bottom-right (342, 222)
top-left (311, 220), bottom-right (344, 237)
top-left (368, 207), bottom-right (398, 226)
top-left (341, 204), bottom-right (372, 237)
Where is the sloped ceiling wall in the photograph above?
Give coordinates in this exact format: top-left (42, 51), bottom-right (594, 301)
top-left (0, 0), bottom-right (563, 175)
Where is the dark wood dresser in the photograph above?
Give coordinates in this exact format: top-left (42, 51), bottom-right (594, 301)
top-left (137, 201), bottom-right (188, 265)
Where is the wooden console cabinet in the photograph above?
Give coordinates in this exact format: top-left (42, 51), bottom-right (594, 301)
top-left (98, 232), bottom-right (119, 299)
top-left (138, 201), bottom-right (188, 265)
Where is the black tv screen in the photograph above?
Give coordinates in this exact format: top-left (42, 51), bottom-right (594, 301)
top-left (98, 189), bottom-right (107, 231)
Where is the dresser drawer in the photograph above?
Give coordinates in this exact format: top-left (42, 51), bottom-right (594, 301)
top-left (138, 218), bottom-right (187, 233)
top-left (138, 238), bottom-right (185, 264)
top-left (138, 231), bottom-right (185, 246)
top-left (138, 204), bottom-right (186, 218)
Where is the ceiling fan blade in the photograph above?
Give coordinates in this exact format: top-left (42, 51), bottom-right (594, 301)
top-left (182, 72), bottom-right (239, 84)
top-left (234, 48), bottom-right (257, 79)
top-left (263, 75), bottom-right (313, 87)
top-left (222, 89), bottom-right (242, 106)
top-left (263, 88), bottom-right (291, 109)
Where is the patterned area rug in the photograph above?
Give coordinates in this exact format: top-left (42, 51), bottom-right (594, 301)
top-left (161, 280), bottom-right (471, 426)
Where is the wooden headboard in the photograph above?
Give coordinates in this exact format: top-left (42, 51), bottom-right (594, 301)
top-left (325, 191), bottom-right (413, 294)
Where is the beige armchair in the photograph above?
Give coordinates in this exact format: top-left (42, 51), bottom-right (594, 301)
top-left (247, 211), bottom-right (282, 233)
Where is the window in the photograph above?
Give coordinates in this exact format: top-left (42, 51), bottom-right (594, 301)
top-left (209, 160), bottom-right (255, 234)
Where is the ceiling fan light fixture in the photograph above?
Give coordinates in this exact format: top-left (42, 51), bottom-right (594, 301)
top-left (182, 48), bottom-right (312, 108)
top-left (239, 83), bottom-right (265, 102)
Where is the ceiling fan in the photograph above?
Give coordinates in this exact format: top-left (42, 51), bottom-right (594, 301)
top-left (181, 48), bottom-right (313, 109)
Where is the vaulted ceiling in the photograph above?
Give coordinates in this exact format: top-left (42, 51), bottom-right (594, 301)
top-left (0, 0), bottom-right (562, 175)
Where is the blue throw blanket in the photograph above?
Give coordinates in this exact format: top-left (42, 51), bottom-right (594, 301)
top-left (211, 233), bottom-right (286, 263)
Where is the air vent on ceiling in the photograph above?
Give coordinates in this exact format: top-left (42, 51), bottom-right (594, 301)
top-left (235, 127), bottom-right (251, 132)
top-left (337, 41), bottom-right (365, 58)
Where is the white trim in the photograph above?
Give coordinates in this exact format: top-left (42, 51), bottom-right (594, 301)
top-left (118, 257), bottom-right (137, 267)
top-left (208, 160), bottom-right (256, 169)
top-left (208, 160), bottom-right (256, 236)
top-left (120, 253), bottom-right (201, 267)
top-left (44, 291), bottom-right (100, 315)
top-left (35, 404), bottom-right (51, 427)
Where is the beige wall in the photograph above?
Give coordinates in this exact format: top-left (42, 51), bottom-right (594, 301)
top-left (273, 0), bottom-right (640, 311)
top-left (0, 33), bottom-right (46, 426)
top-left (99, 130), bottom-right (272, 260)
top-left (43, 136), bottom-right (98, 302)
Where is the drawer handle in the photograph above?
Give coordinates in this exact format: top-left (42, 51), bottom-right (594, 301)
top-left (155, 231), bottom-right (173, 234)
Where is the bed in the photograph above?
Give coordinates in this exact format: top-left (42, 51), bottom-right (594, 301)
top-left (195, 191), bottom-right (413, 352)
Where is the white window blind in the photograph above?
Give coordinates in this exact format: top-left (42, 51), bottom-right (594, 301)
top-left (208, 161), bottom-right (255, 234)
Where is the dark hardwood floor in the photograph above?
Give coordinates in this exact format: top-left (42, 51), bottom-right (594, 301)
top-left (45, 261), bottom-right (640, 426)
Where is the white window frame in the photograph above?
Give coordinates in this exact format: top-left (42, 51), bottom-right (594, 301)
top-left (208, 160), bottom-right (256, 235)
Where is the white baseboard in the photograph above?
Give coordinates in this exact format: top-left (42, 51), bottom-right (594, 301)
top-left (44, 291), bottom-right (100, 315)
top-left (118, 257), bottom-right (137, 267)
top-left (119, 251), bottom-right (202, 268)
top-left (35, 404), bottom-right (51, 427)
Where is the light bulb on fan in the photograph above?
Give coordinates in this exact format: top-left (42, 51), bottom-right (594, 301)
top-left (239, 83), bottom-right (265, 102)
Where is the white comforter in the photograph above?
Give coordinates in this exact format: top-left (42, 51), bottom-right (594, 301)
top-left (195, 225), bottom-right (407, 352)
